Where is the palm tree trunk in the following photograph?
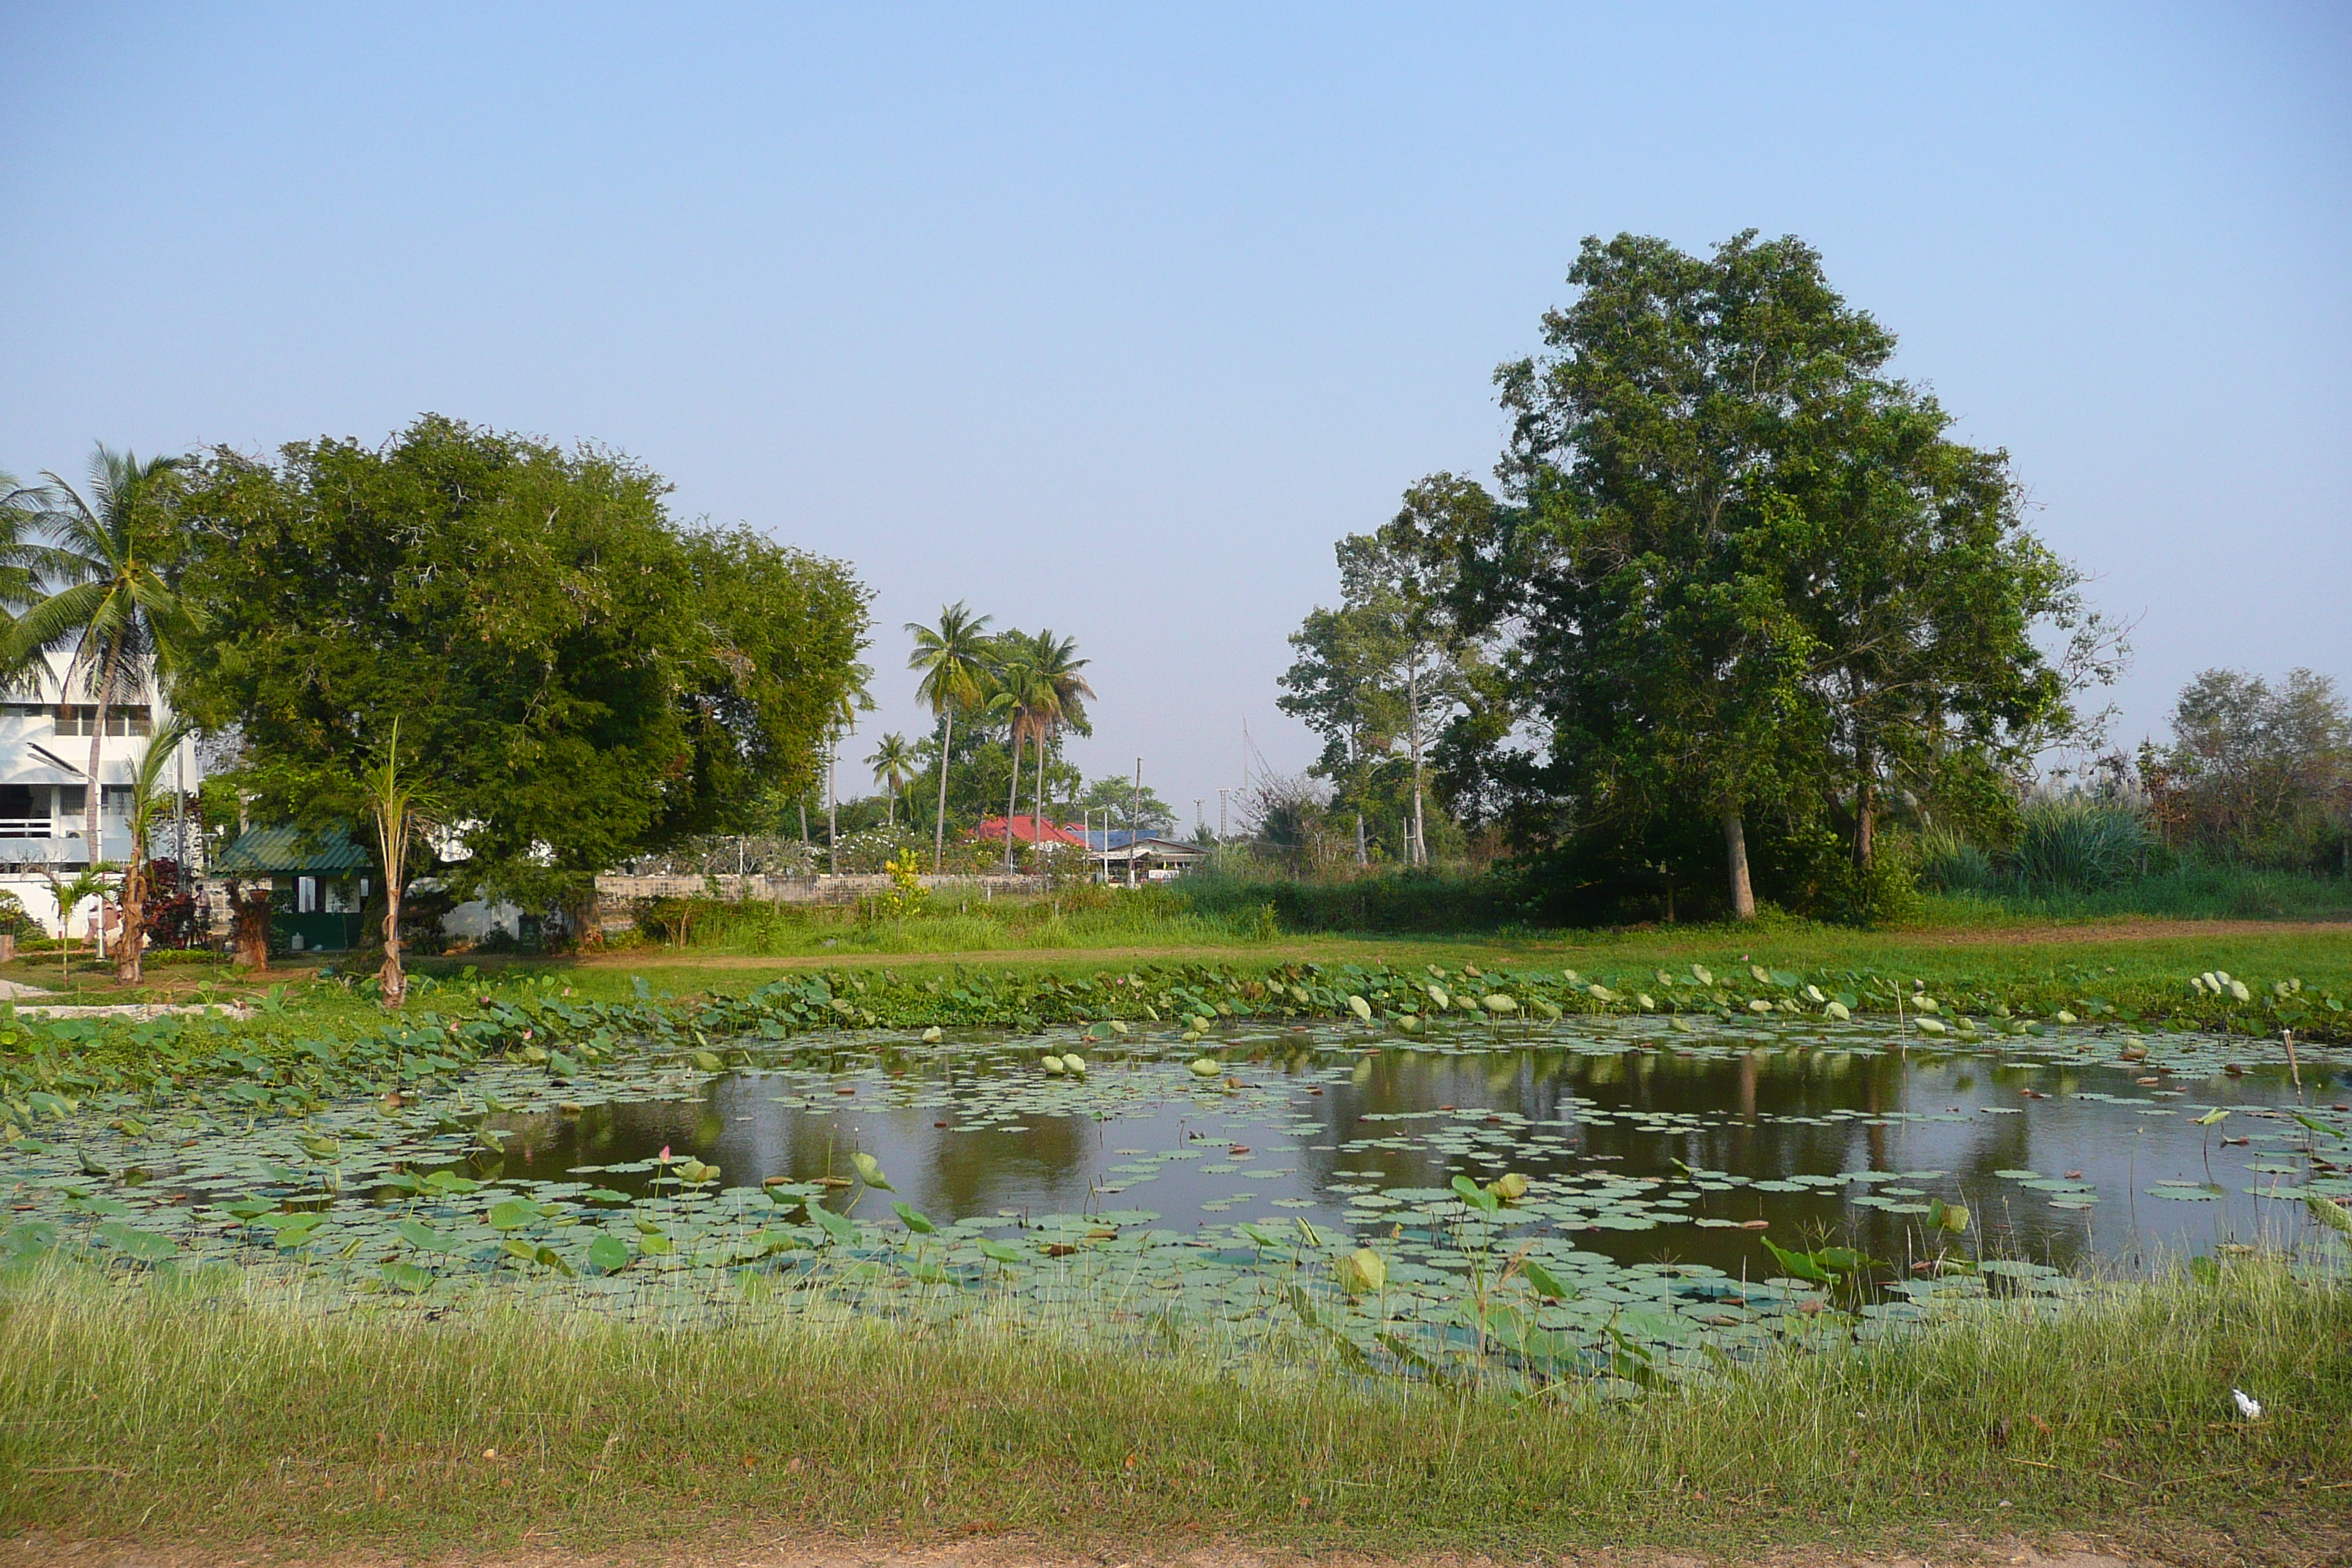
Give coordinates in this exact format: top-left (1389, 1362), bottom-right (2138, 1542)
top-left (85, 646), bottom-right (120, 862)
top-left (932, 712), bottom-right (954, 874)
top-left (1032, 728), bottom-right (1049, 876)
top-left (1723, 807), bottom-right (1757, 921)
top-left (826, 736), bottom-right (838, 875)
top-left (114, 853), bottom-right (143, 983)
top-left (1003, 721), bottom-right (1022, 875)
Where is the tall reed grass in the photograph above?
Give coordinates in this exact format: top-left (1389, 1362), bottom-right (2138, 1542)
top-left (2, 1255), bottom-right (2344, 1556)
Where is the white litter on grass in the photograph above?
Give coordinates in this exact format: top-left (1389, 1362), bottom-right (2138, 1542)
top-left (2233, 1387), bottom-right (2264, 1420)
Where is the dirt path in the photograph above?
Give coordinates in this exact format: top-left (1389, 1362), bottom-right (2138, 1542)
top-left (0, 1534), bottom-right (2157, 1568)
top-left (1865, 918), bottom-right (2351, 947)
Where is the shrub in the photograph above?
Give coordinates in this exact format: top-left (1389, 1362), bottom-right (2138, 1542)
top-left (2009, 796), bottom-right (2153, 891)
top-left (1917, 829), bottom-right (1999, 894)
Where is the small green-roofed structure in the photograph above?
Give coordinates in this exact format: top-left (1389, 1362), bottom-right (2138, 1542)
top-left (213, 825), bottom-right (374, 875)
top-left (214, 824), bottom-right (374, 952)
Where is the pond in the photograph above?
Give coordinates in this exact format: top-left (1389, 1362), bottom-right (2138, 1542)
top-left (7, 1012), bottom-right (2348, 1382)
top-left (494, 1025), bottom-right (2349, 1276)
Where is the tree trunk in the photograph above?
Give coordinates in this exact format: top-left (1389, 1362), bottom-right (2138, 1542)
top-left (932, 713), bottom-right (954, 874)
top-left (1852, 777), bottom-right (1875, 874)
top-left (1406, 661), bottom-right (1426, 866)
top-left (378, 882), bottom-right (406, 1006)
top-left (114, 856), bottom-right (143, 984)
top-left (1032, 729), bottom-right (1050, 877)
top-left (85, 649), bottom-right (121, 861)
top-left (231, 883), bottom-right (271, 969)
top-left (826, 738), bottom-right (838, 875)
top-left (1003, 720), bottom-right (1022, 874)
top-left (1722, 809), bottom-right (1757, 921)
top-left (1852, 732), bottom-right (1876, 873)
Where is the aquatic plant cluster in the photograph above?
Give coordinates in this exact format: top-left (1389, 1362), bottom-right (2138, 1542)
top-left (1, 956), bottom-right (2343, 1131)
top-left (1, 957), bottom-right (2345, 1390)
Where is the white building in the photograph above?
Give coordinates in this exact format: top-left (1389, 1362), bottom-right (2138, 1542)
top-left (0, 654), bottom-right (203, 937)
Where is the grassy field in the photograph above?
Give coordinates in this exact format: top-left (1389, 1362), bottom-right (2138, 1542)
top-left (0, 1254), bottom-right (2342, 1561)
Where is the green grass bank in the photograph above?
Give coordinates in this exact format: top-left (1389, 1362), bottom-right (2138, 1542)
top-left (0, 1256), bottom-right (2342, 1560)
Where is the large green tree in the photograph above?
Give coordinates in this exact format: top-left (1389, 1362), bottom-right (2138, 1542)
top-left (173, 416), bottom-right (870, 924)
top-left (1279, 480), bottom-right (1485, 866)
top-left (1422, 231), bottom-right (2099, 919)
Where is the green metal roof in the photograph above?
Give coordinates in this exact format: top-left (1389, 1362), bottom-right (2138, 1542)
top-left (213, 824), bottom-right (374, 875)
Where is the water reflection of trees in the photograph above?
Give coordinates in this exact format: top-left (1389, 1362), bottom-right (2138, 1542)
top-left (500, 1036), bottom-right (2182, 1273)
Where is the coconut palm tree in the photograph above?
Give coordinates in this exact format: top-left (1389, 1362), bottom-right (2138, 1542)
top-left (867, 733), bottom-right (916, 827)
top-left (113, 716), bottom-right (193, 983)
top-left (12, 447), bottom-right (199, 857)
top-left (907, 603), bottom-right (994, 873)
top-left (986, 633), bottom-right (1051, 873)
top-left (0, 474), bottom-right (59, 626)
top-left (1022, 630), bottom-right (1094, 856)
top-left (39, 862), bottom-right (110, 983)
top-left (826, 662), bottom-right (874, 875)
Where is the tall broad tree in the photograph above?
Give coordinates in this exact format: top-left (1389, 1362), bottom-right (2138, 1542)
top-left (1424, 231), bottom-right (2098, 918)
top-left (907, 603), bottom-right (995, 873)
top-left (1280, 482), bottom-right (1480, 867)
top-left (12, 447), bottom-right (200, 856)
top-left (173, 417), bottom-right (870, 928)
top-left (1768, 369), bottom-right (2108, 875)
top-left (2146, 669), bottom-right (2351, 866)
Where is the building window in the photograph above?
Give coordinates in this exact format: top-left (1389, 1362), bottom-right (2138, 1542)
top-left (48, 706), bottom-right (154, 737)
top-left (297, 877), bottom-right (317, 913)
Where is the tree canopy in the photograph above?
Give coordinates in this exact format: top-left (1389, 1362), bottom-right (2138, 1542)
top-left (1409, 230), bottom-right (2106, 919)
top-left (173, 415), bottom-right (870, 911)
top-left (1279, 479), bottom-right (1488, 865)
top-left (2144, 668), bottom-right (2351, 870)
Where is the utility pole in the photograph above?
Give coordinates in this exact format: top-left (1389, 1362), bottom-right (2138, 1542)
top-left (1217, 787), bottom-right (1229, 845)
top-left (1128, 758), bottom-right (1141, 889)
top-left (1194, 799), bottom-right (1205, 838)
top-left (1356, 811), bottom-right (1367, 867)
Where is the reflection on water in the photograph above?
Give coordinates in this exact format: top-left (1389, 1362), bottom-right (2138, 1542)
top-left (486, 1024), bottom-right (2352, 1276)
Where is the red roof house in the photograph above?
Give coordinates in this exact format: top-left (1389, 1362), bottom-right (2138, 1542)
top-left (970, 815), bottom-right (1090, 848)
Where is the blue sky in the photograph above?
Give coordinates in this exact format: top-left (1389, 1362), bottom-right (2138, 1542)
top-left (4, 4), bottom-right (2346, 826)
